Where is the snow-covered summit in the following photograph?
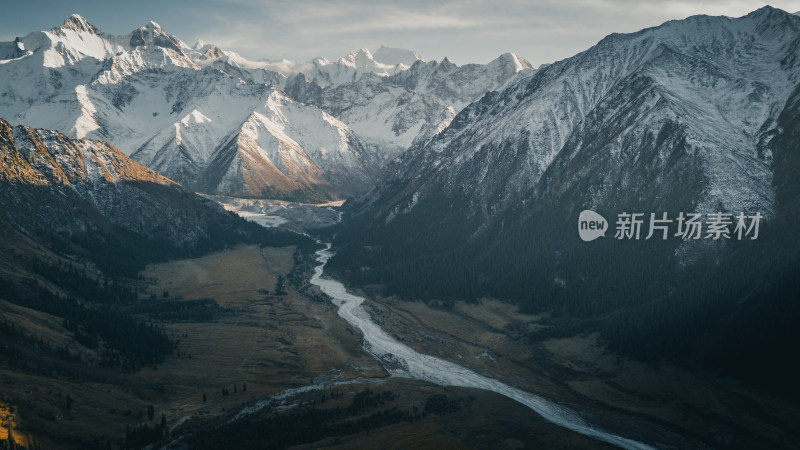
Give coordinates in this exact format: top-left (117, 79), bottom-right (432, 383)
top-left (354, 5), bottom-right (800, 244)
top-left (127, 20), bottom-right (188, 52)
top-left (0, 14), bottom-right (533, 200)
top-left (254, 47), bottom-right (423, 87)
top-left (53, 14), bottom-right (103, 35)
top-left (372, 45), bottom-right (422, 67)
top-left (2, 15), bottom-right (192, 70)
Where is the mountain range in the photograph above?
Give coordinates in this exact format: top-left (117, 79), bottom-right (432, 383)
top-left (328, 6), bottom-right (800, 398)
top-left (0, 15), bottom-right (532, 201)
top-left (2, 5), bottom-right (800, 448)
top-left (0, 116), bottom-right (302, 279)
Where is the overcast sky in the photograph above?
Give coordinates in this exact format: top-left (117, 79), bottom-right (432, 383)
top-left (1, 1), bottom-right (798, 66)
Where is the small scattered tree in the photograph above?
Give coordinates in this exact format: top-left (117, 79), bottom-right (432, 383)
top-left (6, 423), bottom-right (15, 448)
top-left (147, 404), bottom-right (155, 421)
top-left (274, 277), bottom-right (287, 296)
top-left (202, 393), bottom-right (207, 402)
top-left (66, 394), bottom-right (72, 410)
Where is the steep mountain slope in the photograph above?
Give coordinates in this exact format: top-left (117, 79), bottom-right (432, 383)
top-left (348, 8), bottom-right (791, 223)
top-left (247, 46), bottom-right (421, 88)
top-left (128, 86), bottom-right (380, 201)
top-left (0, 118), bottom-right (301, 276)
top-left (329, 7), bottom-right (800, 396)
top-left (372, 45), bottom-right (421, 67)
top-left (0, 16), bottom-right (380, 200)
top-left (0, 16), bottom-right (532, 200)
top-left (0, 16), bottom-right (191, 121)
top-left (287, 53), bottom-right (534, 159)
top-left (0, 119), bottom-right (312, 449)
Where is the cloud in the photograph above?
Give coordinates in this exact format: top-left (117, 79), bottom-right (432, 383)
top-left (285, 5), bottom-right (481, 34)
top-left (189, 0), bottom-right (489, 60)
top-left (7, 0), bottom-right (793, 66)
top-left (191, 0), bottom-right (798, 64)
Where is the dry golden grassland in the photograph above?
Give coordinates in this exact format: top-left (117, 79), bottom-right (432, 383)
top-left (0, 245), bottom-right (379, 448)
top-left (133, 245), bottom-right (388, 421)
top-left (4, 242), bottom-right (795, 448)
top-left (141, 244), bottom-right (279, 306)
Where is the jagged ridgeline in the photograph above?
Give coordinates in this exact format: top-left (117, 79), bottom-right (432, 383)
top-left (329, 7), bottom-right (800, 399)
top-left (0, 117), bottom-right (313, 371)
top-left (0, 14), bottom-right (532, 202)
top-left (0, 118), bottom-right (311, 274)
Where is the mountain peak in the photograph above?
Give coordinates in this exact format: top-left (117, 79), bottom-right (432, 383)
top-left (751, 4), bottom-right (780, 13)
top-left (492, 52), bottom-right (532, 72)
top-left (352, 47), bottom-right (373, 59)
top-left (200, 45), bottom-right (224, 60)
top-left (340, 48), bottom-right (376, 68)
top-left (266, 86), bottom-right (289, 102)
top-left (441, 56), bottom-right (456, 67)
top-left (56, 14), bottom-right (102, 34)
top-left (373, 46), bottom-right (422, 66)
top-left (0, 118), bottom-right (173, 186)
top-left (128, 20), bottom-right (183, 52)
top-left (67, 13), bottom-right (87, 23)
top-left (745, 4), bottom-right (787, 20)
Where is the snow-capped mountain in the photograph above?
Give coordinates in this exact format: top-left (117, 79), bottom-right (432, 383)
top-left (0, 117), bottom-right (270, 250)
top-left (0, 116), bottom-right (171, 187)
top-left (0, 15), bottom-right (531, 200)
top-left (131, 87), bottom-right (381, 199)
top-left (372, 46), bottom-right (422, 67)
top-left (243, 46), bottom-right (423, 88)
top-left (286, 53), bottom-right (534, 158)
top-left (330, 6), bottom-right (800, 302)
top-left (0, 16), bottom-right (192, 117)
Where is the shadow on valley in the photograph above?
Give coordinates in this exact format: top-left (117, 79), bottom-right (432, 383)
top-left (327, 96), bottom-right (800, 408)
top-left (0, 181), bottom-right (316, 448)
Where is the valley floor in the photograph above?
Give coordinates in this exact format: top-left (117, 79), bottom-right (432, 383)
top-left (1, 243), bottom-right (797, 449)
top-left (0, 244), bottom-right (606, 449)
top-left (357, 292), bottom-right (800, 449)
